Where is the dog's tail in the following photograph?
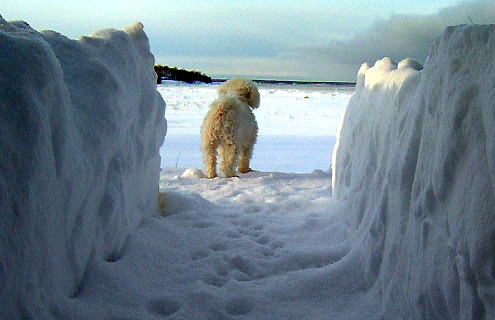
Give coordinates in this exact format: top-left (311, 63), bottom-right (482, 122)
top-left (214, 104), bottom-right (234, 130)
top-left (214, 96), bottom-right (238, 123)
top-left (204, 96), bottom-right (241, 143)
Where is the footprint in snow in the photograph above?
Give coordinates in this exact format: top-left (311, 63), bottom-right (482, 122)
top-left (209, 242), bottom-right (227, 252)
top-left (226, 298), bottom-right (253, 316)
top-left (256, 234), bottom-right (270, 245)
top-left (148, 297), bottom-right (181, 317)
top-left (269, 240), bottom-right (285, 250)
top-left (203, 274), bottom-right (227, 288)
top-left (226, 230), bottom-right (242, 239)
top-left (253, 224), bottom-right (264, 231)
top-left (229, 218), bottom-right (252, 228)
top-left (192, 221), bottom-right (213, 229)
top-left (190, 250), bottom-right (209, 261)
top-left (214, 262), bottom-right (229, 277)
top-left (258, 246), bottom-right (275, 257)
top-left (237, 228), bottom-right (261, 238)
top-left (243, 205), bottom-right (263, 213)
top-left (230, 255), bottom-right (262, 279)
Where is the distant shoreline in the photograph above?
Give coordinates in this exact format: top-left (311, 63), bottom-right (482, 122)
top-left (212, 78), bottom-right (356, 86)
top-left (155, 64), bottom-right (355, 86)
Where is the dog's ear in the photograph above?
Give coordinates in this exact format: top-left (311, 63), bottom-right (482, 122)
top-left (248, 86), bottom-right (260, 109)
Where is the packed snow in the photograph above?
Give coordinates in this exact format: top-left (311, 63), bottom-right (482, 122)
top-left (1, 15), bottom-right (494, 320)
top-left (333, 25), bottom-right (495, 318)
top-left (0, 16), bottom-right (165, 318)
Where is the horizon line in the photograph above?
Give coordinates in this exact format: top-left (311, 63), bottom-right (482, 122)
top-left (211, 78), bottom-right (356, 86)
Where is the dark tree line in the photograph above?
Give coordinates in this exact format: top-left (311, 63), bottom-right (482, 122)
top-left (155, 65), bottom-right (212, 84)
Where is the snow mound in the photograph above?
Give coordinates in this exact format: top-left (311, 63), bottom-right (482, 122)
top-left (180, 168), bottom-right (205, 179)
top-left (333, 25), bottom-right (495, 318)
top-left (0, 16), bottom-right (166, 318)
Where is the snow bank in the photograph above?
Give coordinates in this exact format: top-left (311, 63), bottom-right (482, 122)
top-left (333, 25), bottom-right (495, 318)
top-left (0, 16), bottom-right (165, 318)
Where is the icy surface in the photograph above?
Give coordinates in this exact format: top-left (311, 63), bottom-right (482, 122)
top-left (333, 25), bottom-right (495, 318)
top-left (0, 16), bottom-right (165, 318)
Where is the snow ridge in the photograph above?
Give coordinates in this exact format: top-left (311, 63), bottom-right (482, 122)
top-left (0, 16), bottom-right (166, 318)
top-left (333, 25), bottom-right (495, 318)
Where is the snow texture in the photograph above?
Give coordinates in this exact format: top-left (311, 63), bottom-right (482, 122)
top-left (333, 25), bottom-right (495, 318)
top-left (0, 16), bottom-right (165, 318)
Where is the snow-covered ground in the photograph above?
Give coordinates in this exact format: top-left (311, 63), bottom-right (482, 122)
top-left (158, 82), bottom-right (354, 173)
top-left (67, 168), bottom-right (370, 319)
top-left (2, 16), bottom-right (495, 320)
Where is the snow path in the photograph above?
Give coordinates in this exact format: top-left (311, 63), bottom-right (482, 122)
top-left (65, 169), bottom-right (378, 319)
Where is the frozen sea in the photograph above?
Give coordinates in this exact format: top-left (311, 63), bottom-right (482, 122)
top-left (158, 81), bottom-right (355, 173)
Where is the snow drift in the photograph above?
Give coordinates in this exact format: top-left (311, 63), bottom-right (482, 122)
top-left (333, 25), bottom-right (495, 318)
top-left (0, 16), bottom-right (165, 317)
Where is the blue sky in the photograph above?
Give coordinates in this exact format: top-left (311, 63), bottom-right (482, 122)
top-left (2, 0), bottom-right (494, 81)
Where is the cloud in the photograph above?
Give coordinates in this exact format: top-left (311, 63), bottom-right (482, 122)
top-left (12, 0), bottom-right (489, 81)
top-left (153, 54), bottom-right (310, 80)
top-left (153, 0), bottom-right (495, 81)
top-left (293, 0), bottom-right (495, 81)
top-left (149, 32), bottom-right (279, 58)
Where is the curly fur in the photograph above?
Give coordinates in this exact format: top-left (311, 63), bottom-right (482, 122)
top-left (217, 78), bottom-right (260, 109)
top-left (201, 79), bottom-right (259, 178)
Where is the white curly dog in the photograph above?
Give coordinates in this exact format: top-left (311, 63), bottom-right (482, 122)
top-left (201, 78), bottom-right (260, 178)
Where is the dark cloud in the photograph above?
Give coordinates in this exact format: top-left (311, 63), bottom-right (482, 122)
top-left (295, 0), bottom-right (495, 81)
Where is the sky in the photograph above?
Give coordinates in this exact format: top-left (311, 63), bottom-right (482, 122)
top-left (2, 0), bottom-right (494, 81)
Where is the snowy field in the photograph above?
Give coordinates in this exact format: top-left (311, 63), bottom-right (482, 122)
top-left (158, 82), bottom-right (354, 173)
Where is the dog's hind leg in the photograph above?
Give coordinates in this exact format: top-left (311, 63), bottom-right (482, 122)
top-left (239, 145), bottom-right (254, 173)
top-left (220, 142), bottom-right (238, 178)
top-left (204, 142), bottom-right (218, 179)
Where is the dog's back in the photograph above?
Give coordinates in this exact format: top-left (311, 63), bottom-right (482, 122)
top-left (201, 95), bottom-right (256, 148)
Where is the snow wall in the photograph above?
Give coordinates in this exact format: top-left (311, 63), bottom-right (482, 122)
top-left (0, 16), bottom-right (166, 317)
top-left (332, 25), bottom-right (495, 318)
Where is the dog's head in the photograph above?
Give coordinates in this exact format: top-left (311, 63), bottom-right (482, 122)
top-left (218, 78), bottom-right (260, 109)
